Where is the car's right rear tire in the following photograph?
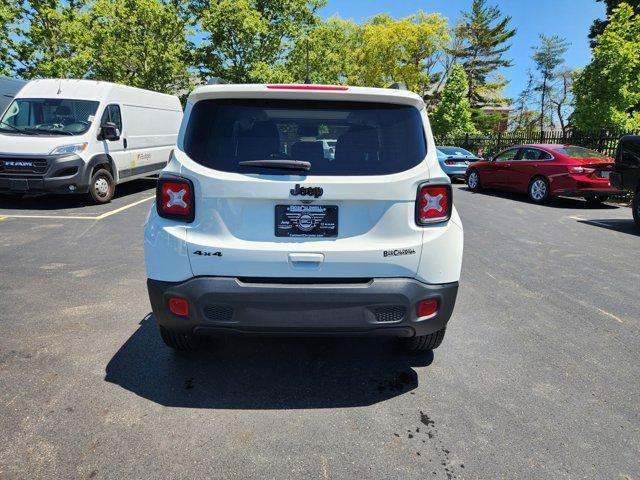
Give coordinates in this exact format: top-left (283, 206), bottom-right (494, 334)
top-left (467, 170), bottom-right (481, 191)
top-left (159, 326), bottom-right (200, 351)
top-left (401, 328), bottom-right (446, 352)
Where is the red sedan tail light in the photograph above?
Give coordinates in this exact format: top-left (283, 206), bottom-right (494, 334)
top-left (568, 166), bottom-right (595, 175)
top-left (157, 177), bottom-right (195, 222)
top-left (416, 184), bottom-right (452, 225)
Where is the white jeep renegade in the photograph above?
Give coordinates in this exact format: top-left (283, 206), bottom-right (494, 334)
top-left (144, 84), bottom-right (463, 353)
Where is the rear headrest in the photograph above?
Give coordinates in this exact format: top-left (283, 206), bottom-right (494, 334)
top-left (335, 126), bottom-right (380, 164)
top-left (290, 141), bottom-right (324, 163)
top-left (238, 121), bottom-right (281, 160)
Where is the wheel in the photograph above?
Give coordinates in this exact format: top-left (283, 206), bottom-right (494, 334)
top-left (633, 192), bottom-right (640, 229)
top-left (467, 170), bottom-right (481, 191)
top-left (528, 176), bottom-right (550, 203)
top-left (400, 328), bottom-right (446, 352)
top-left (159, 326), bottom-right (200, 351)
top-left (585, 195), bottom-right (608, 205)
top-left (88, 168), bottom-right (115, 204)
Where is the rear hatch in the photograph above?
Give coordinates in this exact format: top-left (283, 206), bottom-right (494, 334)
top-left (180, 87), bottom-right (431, 278)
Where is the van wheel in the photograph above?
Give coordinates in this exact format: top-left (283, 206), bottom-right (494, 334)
top-left (401, 328), bottom-right (446, 352)
top-left (467, 170), bottom-right (481, 191)
top-left (528, 176), bottom-right (550, 203)
top-left (633, 191), bottom-right (640, 229)
top-left (88, 168), bottom-right (115, 204)
top-left (159, 326), bottom-right (200, 351)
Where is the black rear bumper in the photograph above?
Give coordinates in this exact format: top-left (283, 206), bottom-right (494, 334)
top-left (147, 277), bottom-right (459, 338)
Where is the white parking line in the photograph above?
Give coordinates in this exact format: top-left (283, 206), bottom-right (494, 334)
top-left (0, 196), bottom-right (154, 221)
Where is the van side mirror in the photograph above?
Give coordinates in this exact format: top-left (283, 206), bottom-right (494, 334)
top-left (100, 122), bottom-right (120, 141)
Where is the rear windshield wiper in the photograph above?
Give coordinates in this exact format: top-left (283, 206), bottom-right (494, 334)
top-left (0, 121), bottom-right (36, 135)
top-left (238, 159), bottom-right (311, 171)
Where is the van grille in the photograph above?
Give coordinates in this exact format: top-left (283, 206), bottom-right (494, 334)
top-left (0, 157), bottom-right (48, 174)
top-left (373, 306), bottom-right (406, 323)
top-left (203, 304), bottom-right (234, 322)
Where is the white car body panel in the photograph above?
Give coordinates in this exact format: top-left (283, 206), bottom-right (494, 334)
top-left (145, 84), bottom-right (463, 285)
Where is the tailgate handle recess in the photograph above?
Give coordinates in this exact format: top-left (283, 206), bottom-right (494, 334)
top-left (288, 253), bottom-right (324, 265)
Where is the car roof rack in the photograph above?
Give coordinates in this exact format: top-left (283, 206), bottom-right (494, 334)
top-left (387, 82), bottom-right (407, 90)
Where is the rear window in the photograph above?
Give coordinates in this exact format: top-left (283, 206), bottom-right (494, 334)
top-left (554, 146), bottom-right (608, 159)
top-left (183, 99), bottom-right (427, 175)
top-left (438, 147), bottom-right (474, 157)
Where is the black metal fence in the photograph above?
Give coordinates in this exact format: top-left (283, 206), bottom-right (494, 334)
top-left (434, 130), bottom-right (640, 158)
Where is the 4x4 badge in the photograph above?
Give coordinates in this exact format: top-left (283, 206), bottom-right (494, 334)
top-left (290, 184), bottom-right (323, 198)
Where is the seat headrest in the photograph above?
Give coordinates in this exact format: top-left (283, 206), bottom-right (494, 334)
top-left (55, 106), bottom-right (71, 116)
top-left (290, 141), bottom-right (324, 163)
top-left (238, 121), bottom-right (281, 160)
top-left (335, 126), bottom-right (380, 164)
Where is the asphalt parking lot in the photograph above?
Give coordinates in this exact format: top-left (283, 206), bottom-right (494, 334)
top-left (0, 182), bottom-right (638, 479)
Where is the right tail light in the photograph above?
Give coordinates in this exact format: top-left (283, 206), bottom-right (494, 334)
top-left (416, 183), bottom-right (452, 225)
top-left (157, 176), bottom-right (195, 222)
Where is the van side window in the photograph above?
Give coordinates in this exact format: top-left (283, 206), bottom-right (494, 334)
top-left (100, 104), bottom-right (122, 132)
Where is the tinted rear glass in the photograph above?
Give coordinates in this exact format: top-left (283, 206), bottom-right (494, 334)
top-left (183, 99), bottom-right (427, 175)
top-left (437, 147), bottom-right (474, 157)
top-left (554, 146), bottom-right (608, 159)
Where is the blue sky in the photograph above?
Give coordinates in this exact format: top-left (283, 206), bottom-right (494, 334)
top-left (319, 0), bottom-right (606, 101)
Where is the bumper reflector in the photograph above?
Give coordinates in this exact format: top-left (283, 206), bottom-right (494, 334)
top-left (417, 299), bottom-right (439, 318)
top-left (168, 297), bottom-right (189, 317)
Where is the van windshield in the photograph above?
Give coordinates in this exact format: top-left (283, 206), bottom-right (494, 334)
top-left (183, 99), bottom-right (427, 175)
top-left (0, 98), bottom-right (99, 136)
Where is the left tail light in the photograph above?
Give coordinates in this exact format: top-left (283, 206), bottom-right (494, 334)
top-left (444, 159), bottom-right (456, 165)
top-left (157, 176), bottom-right (195, 222)
top-left (416, 183), bottom-right (452, 225)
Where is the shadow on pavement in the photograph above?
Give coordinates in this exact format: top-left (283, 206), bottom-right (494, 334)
top-left (0, 178), bottom-right (156, 211)
top-left (577, 218), bottom-right (640, 237)
top-left (105, 314), bottom-right (435, 409)
top-left (459, 186), bottom-right (620, 210)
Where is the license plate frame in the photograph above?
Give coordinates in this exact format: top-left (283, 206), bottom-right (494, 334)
top-left (600, 171), bottom-right (611, 179)
top-left (275, 204), bottom-right (338, 238)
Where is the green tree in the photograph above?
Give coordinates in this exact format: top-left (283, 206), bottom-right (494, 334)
top-left (454, 0), bottom-right (516, 107)
top-left (0, 0), bottom-right (20, 75)
top-left (531, 34), bottom-right (569, 132)
top-left (589, 0), bottom-right (640, 47)
top-left (13, 0), bottom-right (93, 79)
top-left (285, 17), bottom-right (358, 84)
top-left (197, 0), bottom-right (325, 83)
top-left (430, 63), bottom-right (477, 138)
top-left (349, 11), bottom-right (449, 96)
top-left (89, 0), bottom-right (191, 93)
top-left (572, 3), bottom-right (640, 131)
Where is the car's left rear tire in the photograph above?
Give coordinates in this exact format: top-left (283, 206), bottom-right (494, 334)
top-left (401, 328), bottom-right (446, 352)
top-left (159, 326), bottom-right (200, 351)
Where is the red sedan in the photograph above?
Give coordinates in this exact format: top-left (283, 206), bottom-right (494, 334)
top-left (465, 144), bottom-right (619, 204)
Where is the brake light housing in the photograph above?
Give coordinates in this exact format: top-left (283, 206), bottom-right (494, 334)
top-left (444, 160), bottom-right (456, 165)
top-left (157, 177), bottom-right (195, 222)
top-left (416, 183), bottom-right (452, 225)
top-left (568, 166), bottom-right (595, 175)
top-left (168, 297), bottom-right (189, 317)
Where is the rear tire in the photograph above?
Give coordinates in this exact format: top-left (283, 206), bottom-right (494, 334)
top-left (585, 195), bottom-right (608, 205)
top-left (401, 328), bottom-right (446, 352)
top-left (88, 168), bottom-right (115, 204)
top-left (633, 191), bottom-right (640, 229)
top-left (159, 326), bottom-right (200, 351)
top-left (467, 170), bottom-right (481, 191)
top-left (528, 176), bottom-right (550, 204)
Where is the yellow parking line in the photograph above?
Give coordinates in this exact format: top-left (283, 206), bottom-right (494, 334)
top-left (0, 196), bottom-right (154, 221)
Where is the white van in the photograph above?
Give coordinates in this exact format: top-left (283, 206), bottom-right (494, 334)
top-left (0, 76), bottom-right (27, 117)
top-left (0, 79), bottom-right (183, 203)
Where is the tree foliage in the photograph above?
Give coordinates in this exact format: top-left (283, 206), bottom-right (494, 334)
top-left (348, 11), bottom-right (449, 95)
top-left (197, 0), bottom-right (325, 83)
top-left (89, 0), bottom-right (192, 93)
top-left (0, 0), bottom-right (21, 75)
top-left (531, 34), bottom-right (569, 132)
top-left (572, 3), bottom-right (640, 131)
top-left (430, 63), bottom-right (477, 138)
top-left (589, 0), bottom-right (640, 47)
top-left (454, 0), bottom-right (516, 107)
